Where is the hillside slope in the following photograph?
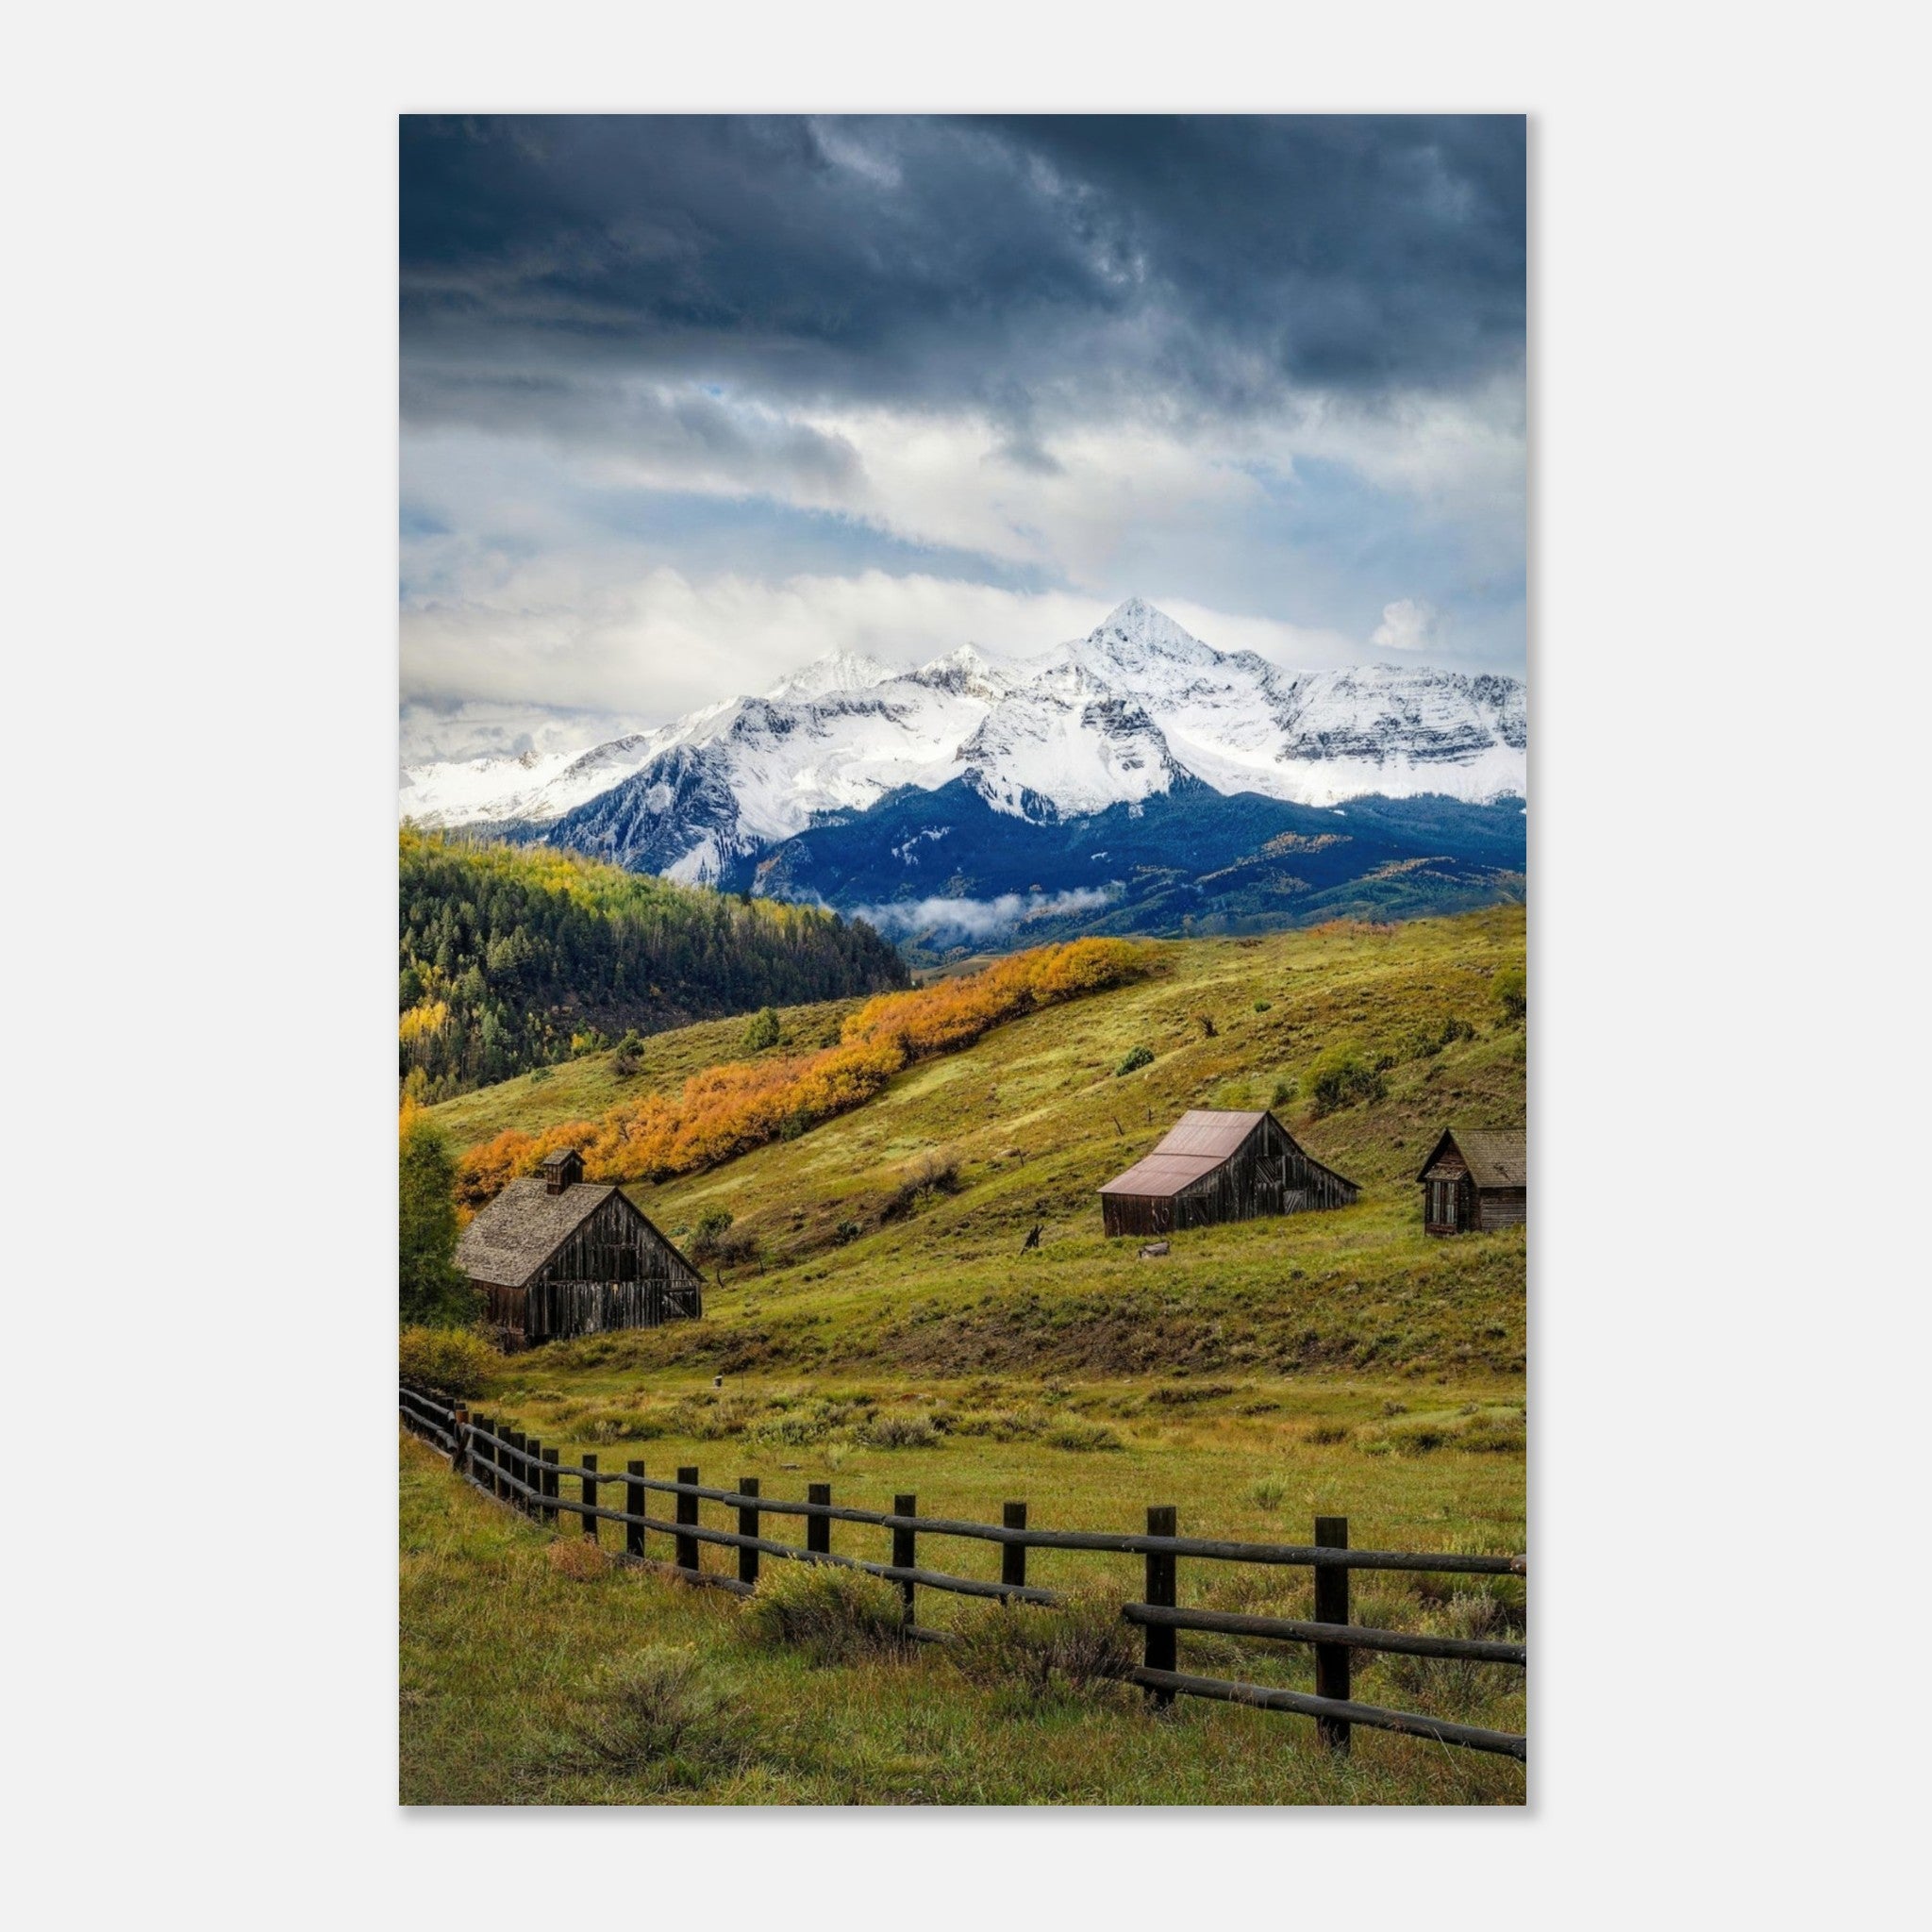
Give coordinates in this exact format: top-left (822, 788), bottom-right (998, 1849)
top-left (431, 906), bottom-right (1526, 1382)
top-left (399, 830), bottom-right (907, 1101)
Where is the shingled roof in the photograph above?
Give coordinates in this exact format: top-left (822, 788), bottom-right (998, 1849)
top-left (1418, 1127), bottom-right (1527, 1189)
top-left (456, 1177), bottom-right (621, 1289)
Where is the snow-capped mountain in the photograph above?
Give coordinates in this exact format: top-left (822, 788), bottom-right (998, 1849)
top-left (765, 648), bottom-right (900, 703)
top-left (400, 598), bottom-right (1525, 884)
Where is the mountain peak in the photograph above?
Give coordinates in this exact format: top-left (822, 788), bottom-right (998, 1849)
top-left (1078, 596), bottom-right (1217, 670)
top-left (767, 648), bottom-right (899, 703)
top-left (929, 642), bottom-right (991, 672)
top-left (1094, 596), bottom-right (1208, 647)
top-left (911, 640), bottom-right (1016, 700)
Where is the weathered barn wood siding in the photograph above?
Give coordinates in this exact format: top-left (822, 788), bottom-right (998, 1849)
top-left (1422, 1143), bottom-right (1474, 1234)
top-left (519, 1191), bottom-right (701, 1342)
top-left (1477, 1189), bottom-right (1526, 1232)
top-left (468, 1187), bottom-right (703, 1346)
top-left (482, 1282), bottom-right (528, 1334)
top-left (1101, 1115), bottom-right (1357, 1238)
top-left (1419, 1129), bottom-right (1526, 1236)
top-left (526, 1275), bottom-right (701, 1339)
top-left (534, 1190), bottom-right (682, 1292)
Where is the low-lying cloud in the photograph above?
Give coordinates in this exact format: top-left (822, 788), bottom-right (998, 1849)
top-left (851, 887), bottom-right (1115, 940)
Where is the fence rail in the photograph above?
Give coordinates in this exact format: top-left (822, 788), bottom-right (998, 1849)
top-left (401, 1382), bottom-right (1526, 1763)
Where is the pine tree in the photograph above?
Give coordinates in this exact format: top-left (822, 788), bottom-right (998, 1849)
top-left (399, 1108), bottom-right (477, 1328)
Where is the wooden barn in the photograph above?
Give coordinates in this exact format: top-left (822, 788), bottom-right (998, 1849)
top-left (1098, 1108), bottom-right (1359, 1239)
top-left (455, 1148), bottom-right (703, 1349)
top-left (1417, 1127), bottom-right (1527, 1235)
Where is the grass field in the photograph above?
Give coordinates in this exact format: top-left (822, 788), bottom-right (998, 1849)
top-left (401, 1436), bottom-right (1526, 1806)
top-left (406, 906), bottom-right (1527, 1805)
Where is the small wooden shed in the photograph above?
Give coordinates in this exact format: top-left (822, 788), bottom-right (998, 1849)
top-left (455, 1148), bottom-right (704, 1348)
top-left (1098, 1108), bottom-right (1359, 1238)
top-left (1417, 1127), bottom-right (1527, 1235)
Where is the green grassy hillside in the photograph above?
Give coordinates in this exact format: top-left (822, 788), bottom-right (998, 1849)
top-left (429, 904), bottom-right (1525, 1383)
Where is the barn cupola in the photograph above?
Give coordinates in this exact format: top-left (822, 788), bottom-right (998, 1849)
top-left (541, 1148), bottom-right (585, 1195)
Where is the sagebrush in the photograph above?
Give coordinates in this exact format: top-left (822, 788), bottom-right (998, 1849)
top-left (741, 1561), bottom-right (911, 1664)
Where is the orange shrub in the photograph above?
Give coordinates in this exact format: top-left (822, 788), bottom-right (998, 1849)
top-left (456, 939), bottom-right (1151, 1202)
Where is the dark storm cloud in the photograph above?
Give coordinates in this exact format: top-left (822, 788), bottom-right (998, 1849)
top-left (399, 114), bottom-right (1524, 433)
top-left (400, 364), bottom-right (863, 488)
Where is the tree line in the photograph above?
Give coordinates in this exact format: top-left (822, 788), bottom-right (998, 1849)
top-left (399, 830), bottom-right (908, 1101)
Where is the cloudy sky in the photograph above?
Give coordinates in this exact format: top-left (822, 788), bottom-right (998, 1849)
top-left (400, 115), bottom-right (1524, 765)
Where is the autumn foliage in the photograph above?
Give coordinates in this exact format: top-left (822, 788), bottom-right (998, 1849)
top-left (399, 827), bottom-right (908, 1102)
top-left (454, 937), bottom-right (1151, 1206)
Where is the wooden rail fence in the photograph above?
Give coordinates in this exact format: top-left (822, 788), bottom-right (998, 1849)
top-left (401, 1382), bottom-right (1526, 1762)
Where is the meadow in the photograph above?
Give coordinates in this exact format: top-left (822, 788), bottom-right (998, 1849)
top-left (405, 906), bottom-right (1527, 1805)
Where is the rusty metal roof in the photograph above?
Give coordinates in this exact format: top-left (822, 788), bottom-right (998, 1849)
top-left (1098, 1152), bottom-right (1225, 1198)
top-left (1150, 1108), bottom-right (1270, 1158)
top-left (1099, 1109), bottom-right (1269, 1198)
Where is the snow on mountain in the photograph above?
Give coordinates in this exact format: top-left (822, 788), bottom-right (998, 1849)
top-left (400, 598), bottom-right (1526, 879)
top-left (958, 689), bottom-right (1183, 820)
top-left (399, 733), bottom-right (661, 828)
top-left (766, 648), bottom-right (900, 703)
top-left (911, 642), bottom-right (1019, 703)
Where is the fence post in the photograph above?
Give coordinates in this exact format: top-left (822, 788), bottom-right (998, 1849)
top-left (542, 1447), bottom-right (560, 1526)
top-left (893, 1494), bottom-right (917, 1626)
top-left (1313, 1514), bottom-right (1351, 1753)
top-left (808, 1482), bottom-right (831, 1557)
top-left (675, 1466), bottom-right (700, 1575)
top-left (475, 1418), bottom-right (494, 1497)
top-left (625, 1461), bottom-right (646, 1559)
top-left (450, 1407), bottom-right (468, 1479)
top-left (527, 1437), bottom-right (546, 1521)
top-left (1143, 1505), bottom-right (1177, 1708)
top-left (508, 1431), bottom-right (529, 1512)
top-left (581, 1453), bottom-right (599, 1541)
top-left (1002, 1502), bottom-right (1027, 1598)
top-left (739, 1477), bottom-right (761, 1590)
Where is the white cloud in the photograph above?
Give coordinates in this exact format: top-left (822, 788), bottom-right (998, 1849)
top-left (396, 698), bottom-right (658, 768)
top-left (1282, 373), bottom-right (1525, 515)
top-left (850, 888), bottom-right (1114, 940)
top-left (1371, 598), bottom-right (1444, 654)
top-left (792, 405), bottom-right (1268, 585)
top-left (398, 377), bottom-right (1522, 741)
top-left (403, 565), bottom-right (1098, 719)
top-left (400, 562), bottom-right (1376, 732)
top-left (405, 371), bottom-right (1524, 611)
